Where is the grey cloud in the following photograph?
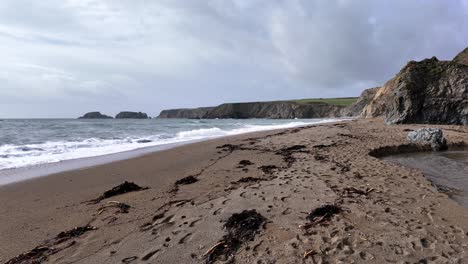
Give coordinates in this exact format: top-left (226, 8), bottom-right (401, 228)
top-left (0, 0), bottom-right (467, 118)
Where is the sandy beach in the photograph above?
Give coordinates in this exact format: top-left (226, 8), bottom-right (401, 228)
top-left (1, 118), bottom-right (467, 263)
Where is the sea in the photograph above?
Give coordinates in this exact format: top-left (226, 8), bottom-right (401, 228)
top-left (0, 118), bottom-right (344, 185)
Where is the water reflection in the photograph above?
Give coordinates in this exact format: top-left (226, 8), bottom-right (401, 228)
top-left (384, 150), bottom-right (468, 207)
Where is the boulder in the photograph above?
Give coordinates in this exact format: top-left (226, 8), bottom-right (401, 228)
top-left (407, 128), bottom-right (447, 151)
top-left (115, 112), bottom-right (149, 119)
top-left (78, 112), bottom-right (113, 119)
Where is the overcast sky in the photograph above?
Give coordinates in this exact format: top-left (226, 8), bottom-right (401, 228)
top-left (0, 0), bottom-right (467, 118)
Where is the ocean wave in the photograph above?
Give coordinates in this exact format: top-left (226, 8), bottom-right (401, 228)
top-left (0, 119), bottom-right (344, 170)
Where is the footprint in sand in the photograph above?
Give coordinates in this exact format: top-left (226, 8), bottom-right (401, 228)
top-left (178, 233), bottom-right (192, 244)
top-left (141, 249), bottom-right (160, 261)
top-left (189, 218), bottom-right (202, 227)
top-left (213, 208), bottom-right (223, 215)
top-left (121, 256), bottom-right (138, 263)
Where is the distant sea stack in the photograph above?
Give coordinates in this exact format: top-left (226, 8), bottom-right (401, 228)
top-left (115, 111), bottom-right (149, 119)
top-left (158, 101), bottom-right (345, 119)
top-left (359, 47), bottom-right (468, 125)
top-left (78, 112), bottom-right (113, 119)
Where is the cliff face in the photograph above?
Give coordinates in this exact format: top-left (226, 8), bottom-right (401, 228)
top-left (115, 112), bottom-right (149, 119)
top-left (158, 102), bottom-right (344, 119)
top-left (207, 102), bottom-right (343, 119)
top-left (453, 47), bottom-right (468, 66)
top-left (158, 107), bottom-right (214, 119)
top-left (341, 87), bottom-right (380, 117)
top-left (157, 48), bottom-right (467, 124)
top-left (361, 55), bottom-right (467, 125)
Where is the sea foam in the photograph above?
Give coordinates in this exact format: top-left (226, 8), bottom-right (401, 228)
top-left (0, 118), bottom-right (343, 171)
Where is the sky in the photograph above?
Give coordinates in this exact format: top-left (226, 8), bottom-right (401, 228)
top-left (0, 0), bottom-right (467, 118)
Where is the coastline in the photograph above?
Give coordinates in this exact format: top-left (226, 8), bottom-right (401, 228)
top-left (1, 118), bottom-right (467, 263)
top-left (0, 139), bottom-right (201, 186)
top-left (0, 118), bottom-right (347, 185)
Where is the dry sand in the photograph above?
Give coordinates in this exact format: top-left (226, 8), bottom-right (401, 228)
top-left (1, 118), bottom-right (467, 263)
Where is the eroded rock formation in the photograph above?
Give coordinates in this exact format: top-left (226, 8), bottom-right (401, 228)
top-left (115, 112), bottom-right (149, 119)
top-left (158, 102), bottom-right (344, 119)
top-left (78, 112), bottom-right (113, 119)
top-left (359, 48), bottom-right (468, 125)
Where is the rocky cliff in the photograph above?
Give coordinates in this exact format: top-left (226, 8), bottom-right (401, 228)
top-left (158, 102), bottom-right (344, 119)
top-left (157, 48), bottom-right (467, 124)
top-left (340, 87), bottom-right (380, 117)
top-left (78, 112), bottom-right (113, 119)
top-left (453, 47), bottom-right (468, 66)
top-left (115, 111), bottom-right (149, 119)
top-left (358, 48), bottom-right (468, 125)
top-left (158, 107), bottom-right (214, 119)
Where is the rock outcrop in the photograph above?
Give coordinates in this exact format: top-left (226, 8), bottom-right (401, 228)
top-left (78, 112), bottom-right (113, 119)
top-left (360, 48), bottom-right (468, 125)
top-left (205, 102), bottom-right (344, 119)
top-left (341, 87), bottom-right (380, 117)
top-left (453, 47), bottom-right (468, 66)
top-left (115, 112), bottom-right (149, 119)
top-left (158, 102), bottom-right (344, 119)
top-left (407, 128), bottom-right (447, 151)
top-left (158, 107), bottom-right (214, 119)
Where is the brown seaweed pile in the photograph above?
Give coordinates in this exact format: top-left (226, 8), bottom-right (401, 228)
top-left (6, 225), bottom-right (96, 264)
top-left (275, 145), bottom-right (310, 166)
top-left (205, 210), bottom-right (266, 263)
top-left (258, 165), bottom-right (279, 174)
top-left (90, 181), bottom-right (147, 203)
top-left (303, 204), bottom-right (342, 228)
top-left (175, 175), bottom-right (198, 185)
top-left (238, 160), bottom-right (254, 167)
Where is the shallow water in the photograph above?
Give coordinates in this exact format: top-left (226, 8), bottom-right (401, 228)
top-left (384, 150), bottom-right (468, 207)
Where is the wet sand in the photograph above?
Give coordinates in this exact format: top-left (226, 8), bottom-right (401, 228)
top-left (1, 118), bottom-right (468, 263)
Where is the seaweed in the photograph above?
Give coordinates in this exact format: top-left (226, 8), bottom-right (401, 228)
top-left (314, 154), bottom-right (328, 161)
top-left (341, 187), bottom-right (375, 199)
top-left (275, 145), bottom-right (310, 166)
top-left (175, 176), bottom-right (198, 185)
top-left (300, 205), bottom-right (343, 229)
top-left (238, 160), bottom-right (254, 167)
top-left (6, 225), bottom-right (96, 264)
top-left (205, 210), bottom-right (266, 263)
top-left (306, 204), bottom-right (342, 223)
top-left (216, 144), bottom-right (243, 152)
top-left (258, 165), bottom-right (278, 174)
top-left (56, 226), bottom-right (96, 241)
top-left (312, 143), bottom-right (337, 149)
top-left (90, 181), bottom-right (147, 203)
top-left (232, 177), bottom-right (265, 184)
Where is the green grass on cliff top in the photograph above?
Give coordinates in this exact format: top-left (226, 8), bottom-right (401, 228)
top-left (289, 97), bottom-right (358, 106)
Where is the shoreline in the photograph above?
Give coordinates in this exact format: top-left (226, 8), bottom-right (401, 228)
top-left (1, 118), bottom-right (467, 263)
top-left (0, 139), bottom-right (200, 186)
top-left (0, 119), bottom-right (348, 186)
